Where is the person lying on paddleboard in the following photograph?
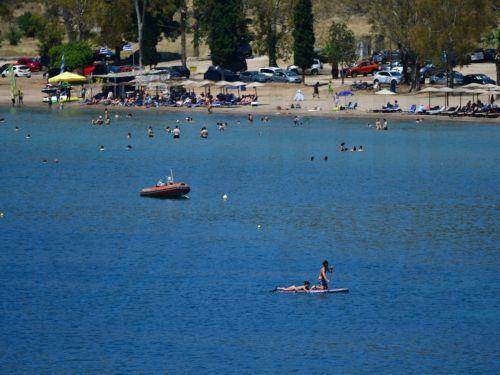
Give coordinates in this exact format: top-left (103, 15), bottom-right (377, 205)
top-left (318, 260), bottom-right (333, 290)
top-left (276, 281), bottom-right (312, 292)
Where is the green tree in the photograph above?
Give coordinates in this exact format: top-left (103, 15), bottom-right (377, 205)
top-left (6, 25), bottom-right (22, 46)
top-left (323, 21), bottom-right (356, 83)
top-left (292, 0), bottom-right (315, 82)
top-left (17, 12), bottom-right (46, 38)
top-left (249, 0), bottom-right (293, 67)
top-left (205, 0), bottom-right (249, 72)
top-left (482, 28), bottom-right (500, 84)
top-left (45, 0), bottom-right (98, 42)
top-left (49, 41), bottom-right (93, 71)
top-left (413, 0), bottom-right (496, 88)
top-left (94, 0), bottom-right (133, 62)
top-left (368, 0), bottom-right (420, 89)
top-left (38, 19), bottom-right (65, 57)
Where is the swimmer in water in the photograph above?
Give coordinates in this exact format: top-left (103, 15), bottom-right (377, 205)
top-left (0, 118), bottom-right (5, 123)
top-left (114, 113), bottom-right (119, 118)
top-left (127, 132), bottom-right (132, 139)
top-left (99, 145), bottom-right (105, 151)
top-left (351, 146), bottom-right (356, 152)
top-left (53, 159), bottom-right (59, 163)
top-left (200, 127), bottom-right (208, 138)
top-left (42, 159), bottom-right (48, 163)
top-left (324, 155), bottom-right (328, 161)
top-left (126, 113), bottom-right (133, 118)
top-left (165, 126), bottom-right (171, 133)
top-left (311, 156), bottom-right (314, 161)
top-left (127, 145), bottom-right (132, 150)
top-left (26, 134), bottom-right (31, 139)
top-left (15, 126), bottom-right (19, 131)
top-left (358, 145), bottom-right (364, 152)
top-left (173, 126), bottom-right (181, 139)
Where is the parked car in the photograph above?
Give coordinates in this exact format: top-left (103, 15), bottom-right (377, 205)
top-left (373, 71), bottom-right (402, 86)
top-left (419, 63), bottom-right (438, 83)
top-left (271, 70), bottom-right (302, 83)
top-left (429, 71), bottom-right (463, 85)
top-left (239, 70), bottom-right (271, 82)
top-left (203, 66), bottom-right (239, 81)
top-left (258, 67), bottom-right (284, 78)
top-left (0, 64), bottom-right (11, 73)
top-left (286, 59), bottom-right (323, 75)
top-left (462, 74), bottom-right (496, 85)
top-left (156, 67), bottom-right (182, 78)
top-left (170, 65), bottom-right (190, 78)
top-left (1, 65), bottom-right (31, 78)
top-left (484, 49), bottom-right (496, 62)
top-left (17, 57), bottom-right (42, 72)
top-left (343, 61), bottom-right (380, 77)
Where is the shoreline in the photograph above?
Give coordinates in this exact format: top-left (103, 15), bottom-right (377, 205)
top-left (2, 100), bottom-right (499, 124)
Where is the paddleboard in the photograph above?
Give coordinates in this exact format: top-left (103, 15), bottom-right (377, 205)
top-left (276, 288), bottom-right (349, 294)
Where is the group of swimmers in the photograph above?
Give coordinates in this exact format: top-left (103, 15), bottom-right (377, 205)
top-left (275, 260), bottom-right (333, 292)
top-left (339, 142), bottom-right (364, 152)
top-left (372, 118), bottom-right (388, 130)
top-left (91, 109), bottom-right (134, 125)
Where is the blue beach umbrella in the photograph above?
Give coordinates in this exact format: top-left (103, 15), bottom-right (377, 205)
top-left (337, 90), bottom-right (354, 105)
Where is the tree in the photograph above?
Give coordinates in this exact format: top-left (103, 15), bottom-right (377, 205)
top-left (205, 0), bottom-right (249, 72)
top-left (49, 41), bottom-right (93, 71)
top-left (134, 0), bottom-right (148, 67)
top-left (413, 0), bottom-right (496, 88)
top-left (38, 20), bottom-right (65, 57)
top-left (482, 28), bottom-right (500, 84)
top-left (368, 0), bottom-right (420, 89)
top-left (94, 0), bottom-right (133, 62)
top-left (323, 22), bottom-right (356, 83)
top-left (17, 12), bottom-right (46, 38)
top-left (292, 0), bottom-right (315, 82)
top-left (45, 0), bottom-right (98, 42)
top-left (249, 0), bottom-right (293, 67)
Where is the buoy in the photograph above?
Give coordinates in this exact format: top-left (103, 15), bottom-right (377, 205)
top-left (257, 224), bottom-right (262, 230)
top-left (0, 212), bottom-right (4, 218)
top-left (222, 194), bottom-right (228, 201)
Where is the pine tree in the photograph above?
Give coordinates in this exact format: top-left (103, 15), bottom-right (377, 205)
top-left (292, 0), bottom-right (315, 82)
top-left (205, 0), bottom-right (248, 72)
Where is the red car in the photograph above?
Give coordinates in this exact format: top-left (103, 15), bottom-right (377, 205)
top-left (17, 57), bottom-right (42, 72)
top-left (343, 61), bottom-right (380, 77)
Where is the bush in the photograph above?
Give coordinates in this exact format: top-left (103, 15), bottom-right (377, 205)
top-left (17, 11), bottom-right (46, 38)
top-left (6, 24), bottom-right (22, 46)
top-left (49, 41), bottom-right (94, 71)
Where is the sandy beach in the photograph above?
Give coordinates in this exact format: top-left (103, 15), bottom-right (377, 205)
top-left (1, 57), bottom-right (498, 123)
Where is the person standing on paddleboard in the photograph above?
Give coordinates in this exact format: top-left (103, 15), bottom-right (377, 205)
top-left (318, 260), bottom-right (333, 290)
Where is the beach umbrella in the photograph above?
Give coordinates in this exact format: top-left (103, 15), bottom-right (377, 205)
top-left (483, 83), bottom-right (498, 90)
top-left (452, 87), bottom-right (471, 107)
top-left (48, 71), bottom-right (86, 84)
top-left (418, 87), bottom-right (440, 107)
top-left (437, 87), bottom-right (454, 106)
top-left (227, 81), bottom-right (246, 96)
top-left (375, 88), bottom-right (395, 108)
top-left (337, 90), bottom-right (354, 106)
top-left (462, 83), bottom-right (483, 89)
top-left (248, 82), bottom-right (265, 96)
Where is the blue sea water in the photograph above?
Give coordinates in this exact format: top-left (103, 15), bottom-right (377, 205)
top-left (0, 106), bottom-right (498, 374)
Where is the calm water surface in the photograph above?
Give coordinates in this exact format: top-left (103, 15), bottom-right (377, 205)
top-left (0, 107), bottom-right (499, 374)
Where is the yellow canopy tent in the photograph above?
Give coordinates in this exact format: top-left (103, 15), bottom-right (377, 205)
top-left (48, 72), bottom-right (87, 83)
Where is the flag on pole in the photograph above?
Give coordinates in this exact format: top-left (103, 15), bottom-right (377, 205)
top-left (8, 66), bottom-right (17, 97)
top-left (99, 46), bottom-right (111, 55)
top-left (60, 54), bottom-right (65, 73)
top-left (122, 42), bottom-right (133, 52)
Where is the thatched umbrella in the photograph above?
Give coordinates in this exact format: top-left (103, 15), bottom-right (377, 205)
top-left (418, 87), bottom-right (440, 107)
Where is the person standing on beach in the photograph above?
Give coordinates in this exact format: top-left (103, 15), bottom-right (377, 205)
top-left (247, 114), bottom-right (253, 123)
top-left (18, 90), bottom-right (23, 106)
top-left (11, 93), bottom-right (15, 106)
top-left (327, 81), bottom-right (333, 98)
top-left (313, 82), bottom-right (320, 98)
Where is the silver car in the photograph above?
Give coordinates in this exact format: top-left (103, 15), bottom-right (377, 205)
top-left (373, 71), bottom-right (402, 86)
top-left (271, 70), bottom-right (302, 83)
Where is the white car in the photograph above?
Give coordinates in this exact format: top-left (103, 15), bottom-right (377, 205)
top-left (1, 65), bottom-right (32, 78)
top-left (373, 71), bottom-right (402, 86)
top-left (258, 67), bottom-right (284, 77)
top-left (287, 59), bottom-right (323, 75)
